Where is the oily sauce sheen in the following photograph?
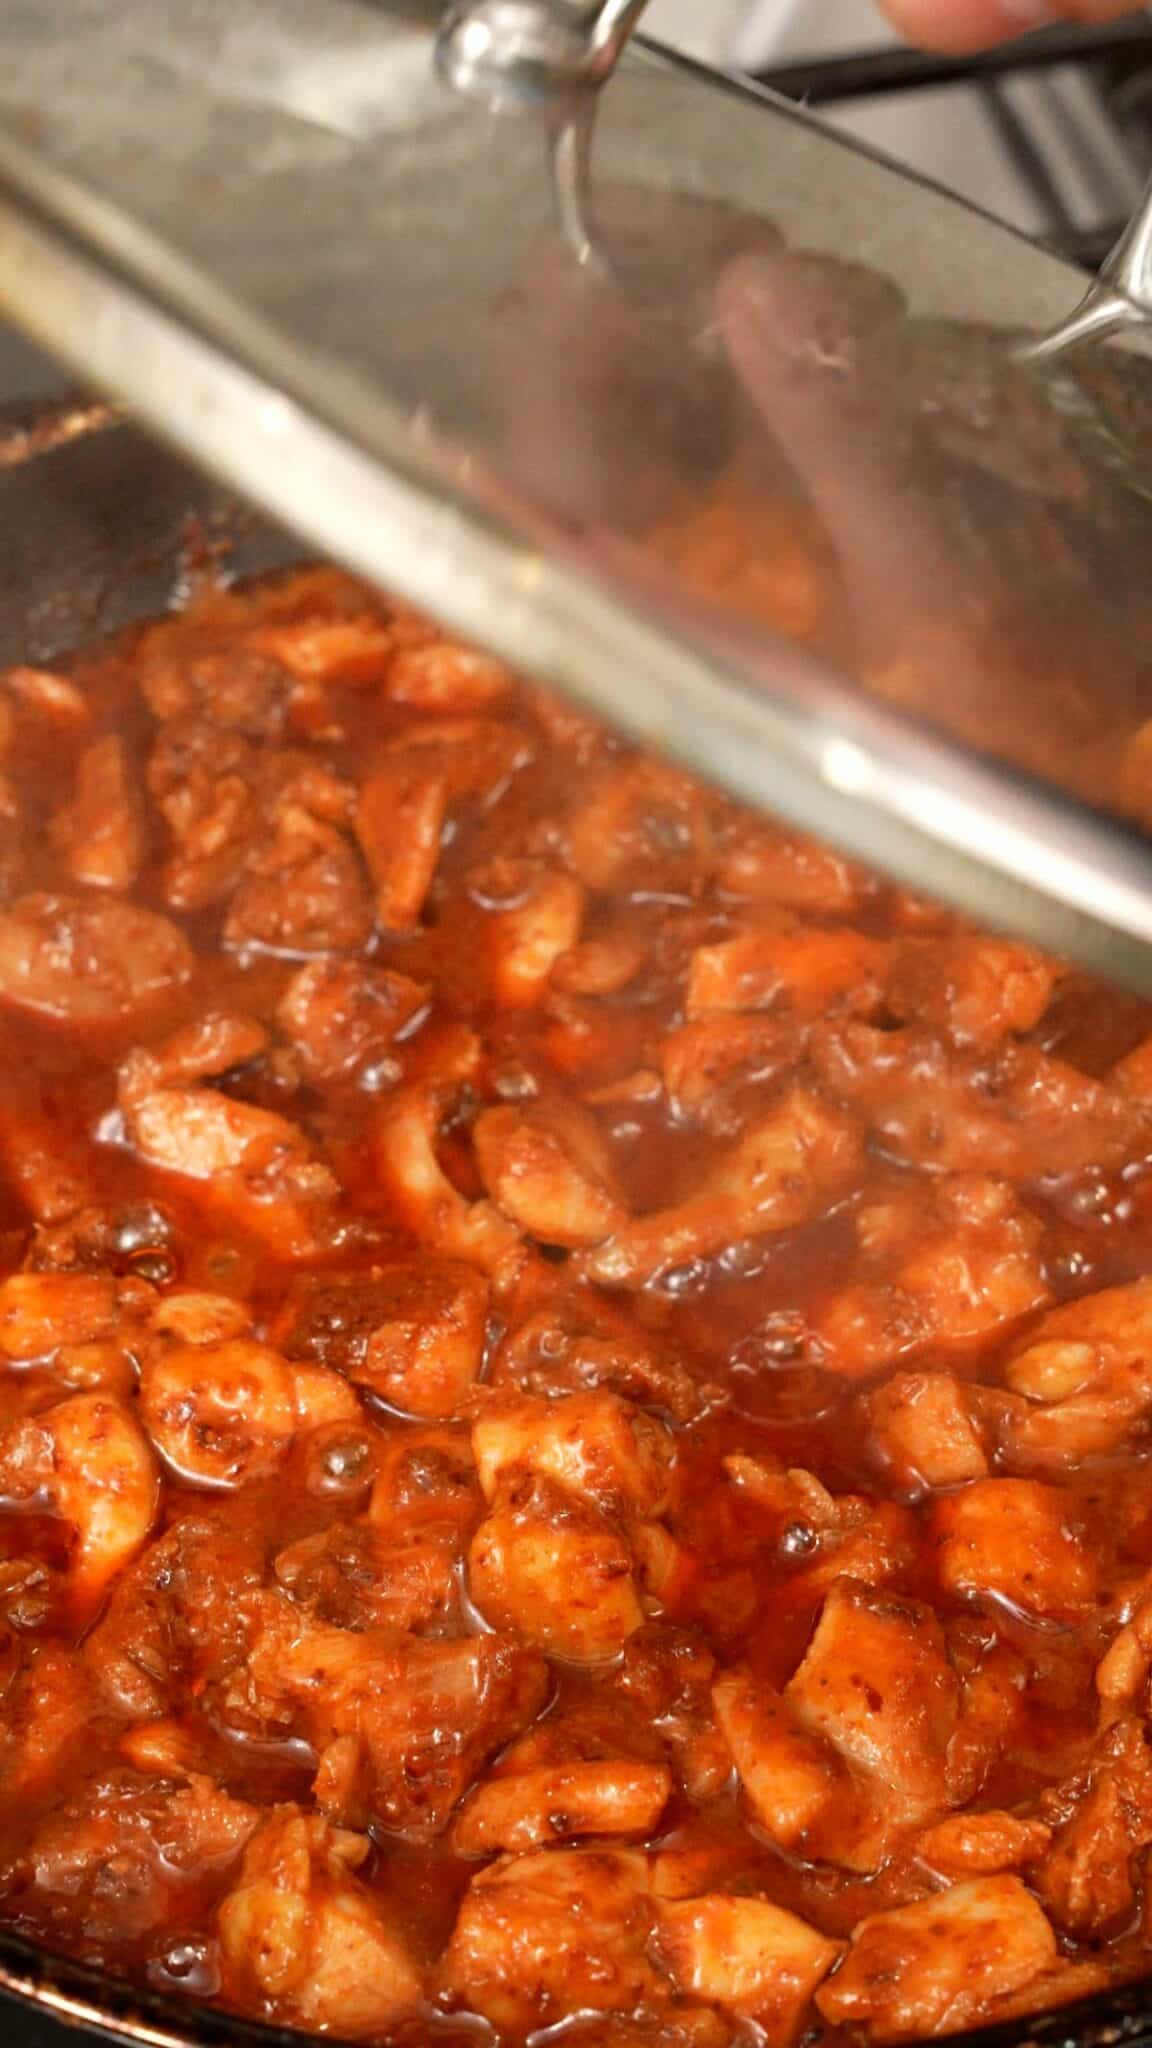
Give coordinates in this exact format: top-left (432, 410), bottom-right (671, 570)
top-left (0, 568), bottom-right (1150, 2047)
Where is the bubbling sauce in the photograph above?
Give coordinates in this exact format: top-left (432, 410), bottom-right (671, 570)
top-left (0, 563), bottom-right (1148, 2047)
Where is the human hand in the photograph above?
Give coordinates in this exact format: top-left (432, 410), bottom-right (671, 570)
top-left (877, 0), bottom-right (1142, 53)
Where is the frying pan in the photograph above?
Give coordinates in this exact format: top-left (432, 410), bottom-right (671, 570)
top-left (0, 380), bottom-right (1145, 2048)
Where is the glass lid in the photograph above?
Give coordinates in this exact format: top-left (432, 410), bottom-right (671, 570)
top-left (0, 0), bottom-right (1151, 987)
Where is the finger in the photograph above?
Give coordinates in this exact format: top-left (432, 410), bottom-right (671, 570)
top-left (879, 0), bottom-right (1138, 53)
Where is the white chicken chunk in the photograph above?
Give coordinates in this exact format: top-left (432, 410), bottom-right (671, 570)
top-left (469, 1477), bottom-right (645, 1663)
top-left (863, 1373), bottom-right (989, 1491)
top-left (453, 1758), bottom-right (671, 1855)
top-left (816, 1876), bottom-right (1058, 2040)
top-left (811, 1175), bottom-right (1047, 1382)
top-left (474, 1099), bottom-right (627, 1249)
top-left (0, 1272), bottom-right (118, 1362)
top-left (712, 1672), bottom-right (850, 1858)
top-left (932, 1479), bottom-right (1097, 1621)
top-left (218, 1810), bottom-right (422, 2036)
top-left (656, 1893), bottom-right (842, 2045)
top-left (584, 1087), bottom-right (863, 1289)
top-left (440, 1848), bottom-right (662, 2034)
top-left (475, 857), bottom-right (585, 1008)
top-left (685, 924), bottom-right (887, 1022)
top-left (472, 1391), bottom-right (674, 1520)
top-left (1000, 1277), bottom-right (1152, 1470)
top-left (786, 1581), bottom-right (958, 1826)
top-left (0, 1394), bottom-right (158, 1606)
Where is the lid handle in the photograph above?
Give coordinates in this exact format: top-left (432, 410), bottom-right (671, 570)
top-left (1024, 172), bottom-right (1152, 360)
top-left (436, 0), bottom-right (653, 106)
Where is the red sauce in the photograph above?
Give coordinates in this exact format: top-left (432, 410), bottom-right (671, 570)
top-left (0, 565), bottom-right (1147, 2046)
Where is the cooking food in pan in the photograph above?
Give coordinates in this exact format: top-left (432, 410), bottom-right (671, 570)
top-left (0, 563), bottom-right (1151, 2046)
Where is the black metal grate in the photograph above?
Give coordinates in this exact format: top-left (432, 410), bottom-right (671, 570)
top-left (746, 17), bottom-right (1152, 269)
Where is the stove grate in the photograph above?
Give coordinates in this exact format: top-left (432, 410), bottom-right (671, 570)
top-left (746, 16), bottom-right (1152, 267)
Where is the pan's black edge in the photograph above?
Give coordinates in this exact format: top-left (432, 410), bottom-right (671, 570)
top-left (0, 1919), bottom-right (1150, 2048)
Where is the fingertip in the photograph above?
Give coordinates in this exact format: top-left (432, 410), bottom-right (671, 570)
top-left (878, 0), bottom-right (1046, 52)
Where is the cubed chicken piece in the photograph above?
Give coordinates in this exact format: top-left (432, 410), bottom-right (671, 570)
top-left (147, 718), bottom-right (259, 911)
top-left (864, 1373), bottom-right (989, 1491)
top-left (492, 1298), bottom-right (697, 1419)
top-left (816, 1876), bottom-right (1058, 2041)
top-left (140, 1339), bottom-right (321, 1489)
top-left (812, 1176), bottom-right (1047, 1380)
top-left (812, 1023), bottom-right (1147, 1180)
top-left (120, 1010), bottom-right (269, 1100)
top-left (473, 1101), bottom-right (627, 1249)
top-left (218, 1810), bottom-right (422, 2035)
top-left (913, 1811), bottom-right (1051, 1877)
top-left (1032, 1717), bottom-right (1152, 1937)
top-left (470, 857), bottom-right (585, 1008)
top-left (453, 1758), bottom-right (671, 1855)
top-left (251, 1617), bottom-right (548, 1839)
top-left (0, 1645), bottom-right (95, 1800)
top-left (222, 800), bottom-right (373, 956)
top-left (251, 611), bottom-right (395, 689)
top-left (274, 1521), bottom-right (457, 1634)
top-left (150, 1292), bottom-right (251, 1346)
top-left (0, 1272), bottom-right (117, 1362)
top-left (472, 1391), bottom-right (674, 1519)
top-left (976, 1960), bottom-right (1119, 2030)
top-left (440, 1848), bottom-right (663, 2034)
top-left (551, 932), bottom-right (646, 998)
top-left (385, 717), bottom-right (534, 810)
top-left (1035, 1778), bottom-right (1136, 1938)
top-left (564, 759), bottom-right (717, 895)
top-left (724, 1455), bottom-right (842, 1529)
top-left (1000, 1277), bottom-right (1152, 1470)
top-left (718, 823), bottom-right (864, 915)
top-left (619, 1625), bottom-right (730, 1802)
top-left (1113, 1033), bottom-right (1152, 1102)
top-left (386, 640), bottom-right (513, 711)
top-left (661, 1014), bottom-right (796, 1136)
top-left (277, 959), bottom-right (428, 1084)
top-left (932, 1479), bottom-right (1096, 1621)
top-left (137, 625), bottom-right (292, 735)
top-left (25, 1769), bottom-right (258, 1943)
top-left (356, 754), bottom-right (446, 931)
top-left (369, 1424), bottom-right (482, 1542)
top-left (685, 925), bottom-right (886, 1022)
top-left (50, 734), bottom-right (147, 892)
top-left (469, 1477), bottom-right (645, 1663)
top-left (712, 1672), bottom-right (845, 1851)
top-left (375, 1082), bottom-right (521, 1274)
top-left (805, 1498), bottom-right (920, 1596)
top-left (785, 1582), bottom-right (957, 1826)
top-left (0, 1394), bottom-right (158, 1603)
top-left (584, 1088), bottom-right (862, 1289)
top-left (885, 937), bottom-right (1056, 1050)
top-left (141, 1327), bottom-right (358, 1490)
top-left (945, 1634), bottom-right (1032, 1811)
top-left (656, 1894), bottom-right (842, 2045)
top-left (306, 1260), bottom-right (489, 1419)
top-left (1096, 1575), bottom-right (1152, 1712)
top-left (124, 1086), bottom-right (337, 1261)
top-left (84, 1506), bottom-right (269, 1720)
top-left (3, 664), bottom-right (88, 727)
top-left (0, 893), bottom-right (192, 1026)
